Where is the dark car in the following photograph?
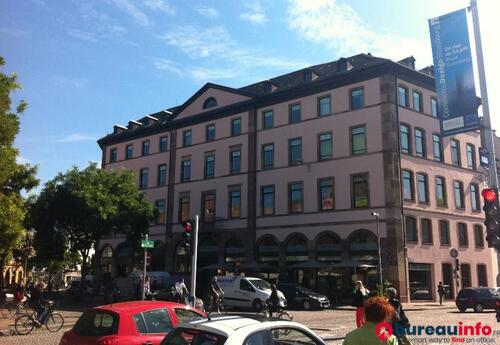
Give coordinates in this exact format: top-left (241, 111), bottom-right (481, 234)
top-left (496, 299), bottom-right (500, 322)
top-left (277, 283), bottom-right (330, 310)
top-left (455, 287), bottom-right (499, 312)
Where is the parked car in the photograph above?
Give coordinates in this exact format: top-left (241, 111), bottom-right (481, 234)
top-left (59, 301), bottom-right (205, 345)
top-left (455, 287), bottom-right (500, 312)
top-left (496, 299), bottom-right (500, 322)
top-left (160, 315), bottom-right (327, 345)
top-left (277, 283), bottom-right (330, 310)
top-left (409, 281), bottom-right (431, 300)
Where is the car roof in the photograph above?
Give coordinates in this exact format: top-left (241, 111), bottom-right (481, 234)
top-left (94, 301), bottom-right (195, 314)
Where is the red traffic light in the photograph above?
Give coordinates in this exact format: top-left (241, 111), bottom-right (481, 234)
top-left (182, 221), bottom-right (192, 232)
top-left (482, 188), bottom-right (497, 202)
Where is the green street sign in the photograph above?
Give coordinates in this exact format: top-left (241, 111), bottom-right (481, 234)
top-left (141, 240), bottom-right (154, 248)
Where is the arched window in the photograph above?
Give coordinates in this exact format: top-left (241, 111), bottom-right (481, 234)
top-left (285, 235), bottom-right (309, 265)
top-left (203, 97), bottom-right (218, 109)
top-left (175, 242), bottom-right (191, 273)
top-left (197, 237), bottom-right (218, 267)
top-left (151, 242), bottom-right (165, 271)
top-left (257, 236), bottom-right (279, 266)
top-left (115, 244), bottom-right (133, 277)
top-left (348, 231), bottom-right (377, 262)
top-left (316, 233), bottom-right (341, 264)
top-left (225, 238), bottom-right (245, 264)
top-left (101, 246), bottom-right (113, 258)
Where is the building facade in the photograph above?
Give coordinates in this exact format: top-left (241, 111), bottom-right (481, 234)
top-left (97, 54), bottom-right (498, 302)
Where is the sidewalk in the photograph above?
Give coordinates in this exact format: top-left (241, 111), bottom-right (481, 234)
top-left (0, 309), bottom-right (82, 336)
top-left (335, 301), bottom-right (456, 311)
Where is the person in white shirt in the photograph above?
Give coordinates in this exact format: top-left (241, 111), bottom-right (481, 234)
top-left (174, 278), bottom-right (189, 303)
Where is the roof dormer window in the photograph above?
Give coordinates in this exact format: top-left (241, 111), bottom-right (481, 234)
top-left (264, 81), bottom-right (277, 94)
top-left (203, 97), bottom-right (218, 109)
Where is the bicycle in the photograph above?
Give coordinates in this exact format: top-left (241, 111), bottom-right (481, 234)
top-left (261, 300), bottom-right (293, 321)
top-left (14, 301), bottom-right (64, 335)
top-left (1, 299), bottom-right (32, 319)
top-left (208, 292), bottom-right (225, 315)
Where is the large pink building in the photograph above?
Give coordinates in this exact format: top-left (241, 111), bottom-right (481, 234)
top-left (97, 54), bottom-right (498, 302)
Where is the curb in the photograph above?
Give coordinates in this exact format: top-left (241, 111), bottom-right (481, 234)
top-left (0, 324), bottom-right (74, 337)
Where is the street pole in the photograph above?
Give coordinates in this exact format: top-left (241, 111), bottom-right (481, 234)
top-left (142, 234), bottom-right (148, 301)
top-left (190, 215), bottom-right (199, 307)
top-left (470, 0), bottom-right (498, 188)
top-left (372, 212), bottom-right (383, 287)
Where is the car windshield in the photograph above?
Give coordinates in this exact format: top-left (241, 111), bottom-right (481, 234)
top-left (160, 328), bottom-right (227, 345)
top-left (297, 286), bottom-right (314, 294)
top-left (73, 310), bottom-right (119, 337)
top-left (248, 278), bottom-right (271, 291)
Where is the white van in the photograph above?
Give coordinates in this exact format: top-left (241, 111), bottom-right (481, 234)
top-left (216, 276), bottom-right (285, 311)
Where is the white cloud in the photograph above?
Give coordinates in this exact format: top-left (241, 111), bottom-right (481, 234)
top-left (0, 28), bottom-right (29, 36)
top-left (67, 29), bottom-right (99, 43)
top-left (110, 0), bottom-right (151, 26)
top-left (17, 156), bottom-right (30, 164)
top-left (240, 1), bottom-right (266, 24)
top-left (195, 6), bottom-right (219, 18)
top-left (142, 0), bottom-right (175, 15)
top-left (150, 57), bottom-right (184, 77)
top-left (187, 67), bottom-right (241, 81)
top-left (52, 76), bottom-right (90, 89)
top-left (55, 134), bottom-right (98, 143)
top-left (286, 0), bottom-right (429, 65)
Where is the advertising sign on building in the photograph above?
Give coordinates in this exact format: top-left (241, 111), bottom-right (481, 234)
top-left (429, 9), bottom-right (480, 137)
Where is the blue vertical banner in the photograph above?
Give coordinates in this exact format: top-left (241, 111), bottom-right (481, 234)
top-left (429, 9), bottom-right (479, 137)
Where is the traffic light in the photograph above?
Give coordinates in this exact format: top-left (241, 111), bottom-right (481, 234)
top-left (482, 187), bottom-right (500, 249)
top-left (182, 220), bottom-right (193, 254)
top-left (146, 252), bottom-right (152, 267)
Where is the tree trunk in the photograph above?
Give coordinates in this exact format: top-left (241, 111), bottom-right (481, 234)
top-left (0, 261), bottom-right (5, 288)
top-left (80, 251), bottom-right (89, 297)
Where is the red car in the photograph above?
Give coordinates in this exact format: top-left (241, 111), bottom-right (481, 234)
top-left (59, 301), bottom-right (206, 345)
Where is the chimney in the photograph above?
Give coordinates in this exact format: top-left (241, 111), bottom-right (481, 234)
top-left (113, 124), bottom-right (127, 134)
top-left (398, 56), bottom-right (416, 70)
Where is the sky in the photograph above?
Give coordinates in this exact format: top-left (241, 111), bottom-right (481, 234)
top-left (1, 0), bottom-right (499, 191)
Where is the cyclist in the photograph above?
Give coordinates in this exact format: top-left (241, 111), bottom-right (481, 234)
top-left (209, 276), bottom-right (223, 310)
top-left (14, 282), bottom-right (29, 310)
top-left (267, 284), bottom-right (286, 317)
top-left (174, 278), bottom-right (189, 304)
top-left (28, 282), bottom-right (50, 326)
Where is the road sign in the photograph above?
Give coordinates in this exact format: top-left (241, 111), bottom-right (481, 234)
top-left (141, 240), bottom-right (154, 248)
top-left (479, 147), bottom-right (489, 167)
top-left (450, 248), bottom-right (458, 258)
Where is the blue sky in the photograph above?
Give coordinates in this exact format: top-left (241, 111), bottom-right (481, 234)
top-left (2, 0), bottom-right (499, 190)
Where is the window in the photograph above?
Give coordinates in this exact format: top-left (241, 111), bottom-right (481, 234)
top-left (477, 264), bottom-right (487, 286)
top-left (181, 158), bottom-right (191, 182)
top-left (406, 216), bottom-right (418, 242)
top-left (416, 173), bottom-right (428, 204)
top-left (318, 178), bottom-right (334, 211)
top-left (135, 309), bottom-right (173, 334)
top-left (402, 170), bottom-right (414, 201)
top-left (142, 140), bottom-right (150, 156)
top-left (202, 192), bottom-right (215, 222)
top-left (173, 309), bottom-right (203, 323)
top-left (270, 328), bottom-right (320, 345)
top-left (435, 176), bottom-right (447, 207)
top-left (204, 154), bottom-right (215, 178)
top-left (183, 130), bottom-right (192, 147)
top-left (179, 195), bottom-right (190, 222)
top-left (412, 91), bottom-right (422, 112)
top-left (352, 173), bottom-right (369, 208)
top-left (230, 149), bottom-right (241, 174)
top-left (125, 144), bottom-right (133, 160)
top-left (350, 88), bottom-right (364, 109)
top-left (470, 183), bottom-right (480, 211)
top-left (460, 264), bottom-right (471, 288)
top-left (318, 96), bottom-right (331, 116)
top-left (206, 124), bottom-right (216, 142)
top-left (450, 139), bottom-right (460, 166)
top-left (433, 134), bottom-right (443, 161)
top-left (421, 219), bottom-right (433, 244)
top-left (474, 224), bottom-right (484, 247)
top-left (289, 104), bottom-right (301, 123)
top-left (157, 164), bottom-right (167, 186)
top-left (439, 221), bottom-right (450, 245)
top-left (263, 110), bottom-right (273, 129)
top-left (398, 86), bottom-right (408, 107)
top-left (458, 223), bottom-right (468, 247)
top-left (414, 128), bottom-right (426, 157)
top-left (159, 136), bottom-right (168, 152)
top-left (262, 144), bottom-right (274, 169)
top-left (303, 70), bottom-right (313, 81)
top-left (454, 181), bottom-right (464, 209)
top-left (466, 144), bottom-right (476, 170)
top-left (289, 138), bottom-right (302, 165)
top-left (262, 185), bottom-right (275, 216)
top-left (431, 98), bottom-right (438, 117)
top-left (318, 132), bottom-right (332, 160)
top-left (288, 182), bottom-right (303, 213)
top-left (203, 97), bottom-right (217, 109)
top-left (229, 190), bottom-right (241, 218)
top-left (139, 168), bottom-right (148, 189)
top-left (400, 124), bottom-right (410, 154)
top-left (73, 310), bottom-right (118, 337)
top-left (155, 200), bottom-right (166, 224)
top-left (351, 125), bottom-right (366, 155)
top-left (109, 148), bottom-right (117, 163)
top-left (231, 118), bottom-right (241, 136)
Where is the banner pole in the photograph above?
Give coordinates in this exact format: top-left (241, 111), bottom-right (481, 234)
top-left (470, 0), bottom-right (498, 188)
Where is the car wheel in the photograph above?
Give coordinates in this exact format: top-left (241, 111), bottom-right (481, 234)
top-left (302, 300), bottom-right (312, 310)
top-left (458, 307), bottom-right (466, 312)
top-left (474, 304), bottom-right (484, 313)
top-left (253, 299), bottom-right (263, 312)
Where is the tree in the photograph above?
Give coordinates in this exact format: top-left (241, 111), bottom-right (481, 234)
top-left (29, 163), bottom-right (154, 282)
top-left (0, 57), bottom-right (39, 286)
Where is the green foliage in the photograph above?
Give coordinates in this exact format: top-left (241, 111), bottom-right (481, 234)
top-left (0, 57), bottom-right (39, 277)
top-left (375, 280), bottom-right (392, 297)
top-left (29, 163), bottom-right (154, 276)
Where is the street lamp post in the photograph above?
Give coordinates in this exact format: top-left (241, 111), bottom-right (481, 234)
top-left (371, 212), bottom-right (383, 287)
top-left (23, 228), bottom-right (36, 284)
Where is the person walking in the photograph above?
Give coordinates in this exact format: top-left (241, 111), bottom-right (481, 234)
top-left (386, 287), bottom-right (411, 345)
top-left (352, 281), bottom-right (368, 328)
top-left (343, 296), bottom-right (398, 345)
top-left (437, 282), bottom-right (445, 306)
